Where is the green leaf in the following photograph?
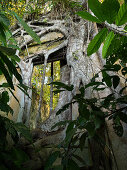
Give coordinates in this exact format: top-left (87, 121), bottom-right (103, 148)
top-left (102, 31), bottom-right (115, 58)
top-left (0, 83), bottom-right (9, 88)
top-left (0, 59), bottom-right (14, 89)
top-left (79, 132), bottom-right (87, 151)
top-left (0, 46), bottom-right (16, 56)
top-left (79, 87), bottom-right (85, 97)
top-left (66, 121), bottom-right (75, 134)
top-left (49, 82), bottom-right (74, 91)
top-left (118, 112), bottom-right (127, 123)
top-left (120, 86), bottom-right (127, 94)
top-left (77, 116), bottom-right (86, 127)
top-left (78, 103), bottom-right (90, 120)
top-left (53, 89), bottom-right (65, 94)
top-left (85, 122), bottom-right (95, 137)
top-left (5, 29), bottom-right (17, 44)
top-left (76, 11), bottom-right (102, 23)
top-left (13, 12), bottom-right (41, 44)
top-left (102, 71), bottom-right (112, 87)
top-left (85, 82), bottom-right (104, 89)
top-left (67, 159), bottom-right (80, 170)
top-left (17, 85), bottom-right (30, 98)
top-left (121, 67), bottom-right (127, 75)
top-left (0, 52), bottom-right (22, 83)
top-left (0, 14), bottom-right (10, 26)
top-left (45, 151), bottom-right (60, 170)
top-left (8, 44), bottom-right (21, 51)
top-left (65, 128), bottom-right (77, 144)
top-left (2, 91), bottom-right (9, 103)
top-left (0, 98), bottom-right (13, 114)
top-left (9, 55), bottom-right (20, 62)
top-left (88, 0), bottom-right (105, 22)
top-left (56, 102), bottom-right (72, 115)
top-left (87, 28), bottom-right (108, 56)
top-left (105, 35), bottom-right (121, 57)
top-left (94, 117), bottom-right (103, 129)
top-left (0, 23), bottom-right (6, 46)
top-left (104, 64), bottom-right (121, 72)
top-left (72, 154), bottom-right (86, 165)
top-left (9, 89), bottom-right (20, 104)
top-left (101, 0), bottom-right (120, 24)
top-left (124, 25), bottom-right (127, 30)
top-left (116, 3), bottom-right (127, 26)
top-left (14, 123), bottom-right (32, 142)
top-left (11, 148), bottom-right (29, 167)
top-left (112, 75), bottom-right (120, 89)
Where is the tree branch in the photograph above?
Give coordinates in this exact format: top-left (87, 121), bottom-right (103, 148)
top-left (104, 22), bottom-right (127, 37)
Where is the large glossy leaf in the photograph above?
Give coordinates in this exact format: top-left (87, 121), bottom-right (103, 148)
top-left (106, 35), bottom-right (121, 57)
top-left (87, 28), bottom-right (108, 56)
top-left (102, 31), bottom-right (115, 58)
top-left (76, 11), bottom-right (102, 23)
top-left (116, 3), bottom-right (127, 25)
top-left (13, 12), bottom-right (41, 44)
top-left (88, 0), bottom-right (105, 22)
top-left (101, 0), bottom-right (120, 24)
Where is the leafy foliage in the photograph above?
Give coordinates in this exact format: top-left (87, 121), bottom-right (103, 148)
top-left (116, 3), bottom-right (127, 25)
top-left (87, 28), bottom-right (108, 56)
top-left (45, 0), bottom-right (127, 169)
top-left (77, 11), bottom-right (102, 23)
top-left (0, 7), bottom-right (39, 169)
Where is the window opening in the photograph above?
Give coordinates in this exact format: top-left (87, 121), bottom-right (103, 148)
top-left (30, 61), bottom-right (60, 128)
